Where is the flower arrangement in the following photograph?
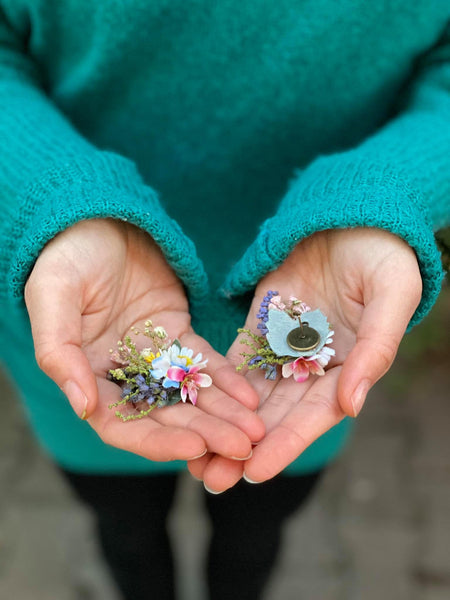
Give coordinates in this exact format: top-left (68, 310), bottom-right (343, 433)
top-left (107, 321), bottom-right (212, 421)
top-left (237, 291), bottom-right (335, 382)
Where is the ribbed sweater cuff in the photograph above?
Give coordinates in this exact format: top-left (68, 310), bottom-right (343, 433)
top-left (221, 155), bottom-right (444, 329)
top-left (2, 152), bottom-right (208, 301)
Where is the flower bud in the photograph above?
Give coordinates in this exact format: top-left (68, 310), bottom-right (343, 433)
top-left (154, 326), bottom-right (167, 339)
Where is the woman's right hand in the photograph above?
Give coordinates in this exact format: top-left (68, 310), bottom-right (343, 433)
top-left (25, 219), bottom-right (264, 462)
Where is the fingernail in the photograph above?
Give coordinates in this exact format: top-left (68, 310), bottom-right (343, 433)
top-left (188, 448), bottom-right (208, 460)
top-left (351, 379), bottom-right (371, 417)
top-left (243, 473), bottom-right (260, 484)
top-left (230, 450), bottom-right (253, 461)
top-left (63, 380), bottom-right (88, 419)
top-left (204, 484), bottom-right (223, 495)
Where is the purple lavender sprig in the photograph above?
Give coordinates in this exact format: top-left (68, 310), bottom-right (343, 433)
top-left (124, 374), bottom-right (159, 404)
top-left (256, 290), bottom-right (278, 335)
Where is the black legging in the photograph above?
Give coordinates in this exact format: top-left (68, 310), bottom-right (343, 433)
top-left (61, 469), bottom-right (322, 600)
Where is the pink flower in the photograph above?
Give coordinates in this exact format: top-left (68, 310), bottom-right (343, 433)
top-left (282, 357), bottom-right (325, 382)
top-left (289, 298), bottom-right (311, 315)
top-left (166, 365), bottom-right (212, 405)
top-left (268, 295), bottom-right (286, 311)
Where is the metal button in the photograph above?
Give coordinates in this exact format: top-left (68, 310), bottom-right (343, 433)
top-left (286, 322), bottom-right (320, 352)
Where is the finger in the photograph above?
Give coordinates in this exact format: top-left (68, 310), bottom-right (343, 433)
top-left (256, 375), bottom-right (315, 433)
top-left (194, 382), bottom-right (265, 443)
top-left (187, 452), bottom-right (214, 480)
top-left (25, 271), bottom-right (98, 419)
top-left (150, 398), bottom-right (254, 459)
top-left (89, 378), bottom-right (207, 461)
top-left (338, 280), bottom-right (421, 417)
top-left (201, 455), bottom-right (245, 493)
top-left (244, 367), bottom-right (344, 483)
top-left (180, 333), bottom-right (265, 443)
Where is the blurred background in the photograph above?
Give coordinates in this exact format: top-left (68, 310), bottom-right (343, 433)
top-left (0, 274), bottom-right (448, 600)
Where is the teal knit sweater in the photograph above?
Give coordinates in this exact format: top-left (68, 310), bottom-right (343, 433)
top-left (0, 1), bottom-right (448, 473)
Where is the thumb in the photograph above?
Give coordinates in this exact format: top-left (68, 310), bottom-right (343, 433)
top-left (25, 271), bottom-right (98, 419)
top-left (338, 281), bottom-right (421, 418)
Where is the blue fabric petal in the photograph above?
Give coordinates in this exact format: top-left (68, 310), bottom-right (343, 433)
top-left (150, 355), bottom-right (164, 368)
top-left (150, 369), bottom-right (165, 379)
top-left (266, 309), bottom-right (330, 358)
top-left (162, 378), bottom-right (180, 389)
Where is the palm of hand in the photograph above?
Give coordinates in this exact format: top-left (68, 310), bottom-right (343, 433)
top-left (190, 228), bottom-right (422, 489)
top-left (25, 219), bottom-right (263, 463)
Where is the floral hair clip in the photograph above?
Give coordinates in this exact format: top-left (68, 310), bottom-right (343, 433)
top-left (237, 291), bottom-right (335, 382)
top-left (107, 321), bottom-right (212, 421)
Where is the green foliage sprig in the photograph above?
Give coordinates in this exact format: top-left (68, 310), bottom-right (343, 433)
top-left (236, 327), bottom-right (291, 371)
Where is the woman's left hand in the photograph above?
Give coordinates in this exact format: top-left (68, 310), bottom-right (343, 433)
top-left (188, 228), bottom-right (423, 491)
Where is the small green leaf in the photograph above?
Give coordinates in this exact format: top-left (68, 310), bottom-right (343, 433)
top-left (166, 389), bottom-right (182, 406)
top-left (172, 339), bottom-right (182, 350)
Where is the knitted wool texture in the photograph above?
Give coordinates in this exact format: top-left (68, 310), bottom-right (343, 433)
top-left (0, 0), bottom-right (448, 473)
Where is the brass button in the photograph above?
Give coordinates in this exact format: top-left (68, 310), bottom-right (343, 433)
top-left (286, 322), bottom-right (320, 352)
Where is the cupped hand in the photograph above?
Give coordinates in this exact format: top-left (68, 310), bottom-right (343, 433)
top-left (25, 219), bottom-right (263, 462)
top-left (189, 228), bottom-right (422, 490)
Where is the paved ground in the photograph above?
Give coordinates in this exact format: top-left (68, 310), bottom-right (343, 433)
top-left (0, 284), bottom-right (449, 600)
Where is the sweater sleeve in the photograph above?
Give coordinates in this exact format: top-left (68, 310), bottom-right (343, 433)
top-left (0, 10), bottom-right (208, 303)
top-left (222, 23), bottom-right (450, 329)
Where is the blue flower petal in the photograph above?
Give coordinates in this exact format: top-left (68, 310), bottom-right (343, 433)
top-left (162, 378), bottom-right (180, 389)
